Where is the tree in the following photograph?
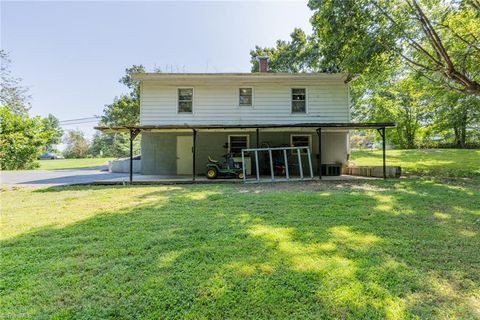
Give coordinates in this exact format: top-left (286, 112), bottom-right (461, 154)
top-left (62, 130), bottom-right (90, 159)
top-left (250, 1), bottom-right (480, 148)
top-left (100, 95), bottom-right (139, 127)
top-left (90, 131), bottom-right (140, 158)
top-left (0, 107), bottom-right (49, 170)
top-left (100, 65), bottom-right (145, 127)
top-left (307, 0), bottom-right (480, 96)
top-left (42, 114), bottom-right (63, 152)
top-left (428, 90), bottom-right (480, 147)
top-left (96, 65), bottom-right (149, 157)
top-left (0, 50), bottom-right (31, 115)
top-left (250, 28), bottom-right (326, 73)
top-left (353, 75), bottom-right (428, 148)
top-left (0, 52), bottom-right (63, 169)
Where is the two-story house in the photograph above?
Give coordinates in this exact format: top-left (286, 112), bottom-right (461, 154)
top-left (97, 58), bottom-right (394, 181)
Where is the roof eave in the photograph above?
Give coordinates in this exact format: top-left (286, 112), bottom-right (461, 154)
top-left (131, 72), bottom-right (349, 83)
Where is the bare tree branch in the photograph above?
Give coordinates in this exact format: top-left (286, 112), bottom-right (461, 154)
top-left (405, 0), bottom-right (480, 95)
top-left (399, 52), bottom-right (437, 72)
top-left (370, 0), bottom-right (444, 66)
top-left (411, 0), bottom-right (454, 69)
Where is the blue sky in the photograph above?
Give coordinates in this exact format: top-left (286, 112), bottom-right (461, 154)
top-left (1, 1), bottom-right (312, 137)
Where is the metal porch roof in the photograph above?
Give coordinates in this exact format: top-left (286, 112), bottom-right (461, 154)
top-left (95, 122), bottom-right (396, 133)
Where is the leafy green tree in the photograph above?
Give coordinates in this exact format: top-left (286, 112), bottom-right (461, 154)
top-left (96, 65), bottom-right (149, 157)
top-left (0, 50), bottom-right (31, 115)
top-left (307, 0), bottom-right (480, 95)
top-left (100, 65), bottom-right (145, 127)
top-left (250, 1), bottom-right (480, 148)
top-left (90, 131), bottom-right (140, 158)
top-left (428, 90), bottom-right (480, 147)
top-left (353, 75), bottom-right (428, 148)
top-left (42, 114), bottom-right (63, 152)
top-left (100, 95), bottom-right (139, 127)
top-left (0, 52), bottom-right (64, 169)
top-left (62, 130), bottom-right (90, 159)
top-left (250, 28), bottom-right (326, 73)
top-left (0, 107), bottom-right (50, 170)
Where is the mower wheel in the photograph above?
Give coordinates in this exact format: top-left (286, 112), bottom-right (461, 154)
top-left (237, 172), bottom-right (244, 179)
top-left (206, 168), bottom-right (218, 179)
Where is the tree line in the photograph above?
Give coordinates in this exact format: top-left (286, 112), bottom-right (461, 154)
top-left (58, 65), bottom-right (144, 160)
top-left (0, 50), bottom-right (64, 170)
top-left (0, 50), bottom-right (144, 169)
top-left (2, 0), bottom-right (478, 170)
top-left (250, 0), bottom-right (479, 148)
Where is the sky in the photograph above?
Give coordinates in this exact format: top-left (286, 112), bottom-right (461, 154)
top-left (1, 0), bottom-right (312, 138)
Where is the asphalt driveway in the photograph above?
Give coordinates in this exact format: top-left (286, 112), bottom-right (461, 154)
top-left (0, 168), bottom-right (129, 186)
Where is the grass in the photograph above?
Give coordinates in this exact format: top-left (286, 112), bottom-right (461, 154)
top-left (1, 179), bottom-right (479, 319)
top-left (351, 149), bottom-right (480, 177)
top-left (37, 158), bottom-right (114, 170)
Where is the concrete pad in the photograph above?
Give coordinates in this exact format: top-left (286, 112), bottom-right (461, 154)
top-left (0, 169), bottom-right (129, 186)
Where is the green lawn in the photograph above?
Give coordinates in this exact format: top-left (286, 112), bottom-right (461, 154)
top-left (37, 158), bottom-right (114, 170)
top-left (351, 149), bottom-right (480, 177)
top-left (1, 179), bottom-right (479, 319)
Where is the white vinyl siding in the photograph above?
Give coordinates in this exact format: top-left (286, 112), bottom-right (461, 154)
top-left (140, 81), bottom-right (349, 125)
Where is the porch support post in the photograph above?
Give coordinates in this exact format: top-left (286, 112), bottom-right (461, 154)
top-left (192, 129), bottom-right (197, 182)
top-left (129, 129), bottom-right (140, 183)
top-left (129, 130), bottom-right (133, 182)
top-left (316, 128), bottom-right (322, 180)
top-left (377, 127), bottom-right (386, 179)
top-left (256, 128), bottom-right (260, 177)
top-left (382, 127), bottom-right (386, 179)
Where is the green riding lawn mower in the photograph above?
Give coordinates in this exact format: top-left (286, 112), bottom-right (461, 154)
top-left (206, 153), bottom-right (244, 179)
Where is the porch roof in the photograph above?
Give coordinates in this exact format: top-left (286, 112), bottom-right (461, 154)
top-left (95, 122), bottom-right (396, 133)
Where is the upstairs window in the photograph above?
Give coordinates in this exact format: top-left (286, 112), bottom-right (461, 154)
top-left (291, 134), bottom-right (311, 154)
top-left (178, 88), bottom-right (193, 113)
top-left (239, 88), bottom-right (253, 106)
top-left (229, 135), bottom-right (249, 156)
top-left (291, 88), bottom-right (306, 113)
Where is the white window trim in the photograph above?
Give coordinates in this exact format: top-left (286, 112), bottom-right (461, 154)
top-left (177, 87), bottom-right (194, 114)
top-left (290, 134), bottom-right (312, 154)
top-left (290, 88), bottom-right (308, 114)
top-left (228, 134), bottom-right (250, 155)
top-left (238, 87), bottom-right (254, 107)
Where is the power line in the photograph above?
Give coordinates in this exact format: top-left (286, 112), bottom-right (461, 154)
top-left (60, 120), bottom-right (100, 125)
top-left (59, 116), bottom-right (99, 124)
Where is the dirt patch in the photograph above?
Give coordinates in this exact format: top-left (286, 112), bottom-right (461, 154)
top-left (233, 180), bottom-right (389, 193)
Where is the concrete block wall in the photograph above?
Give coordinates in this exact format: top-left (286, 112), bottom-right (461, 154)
top-left (141, 131), bottom-right (348, 175)
top-left (141, 132), bottom-right (178, 175)
top-left (109, 159), bottom-right (141, 173)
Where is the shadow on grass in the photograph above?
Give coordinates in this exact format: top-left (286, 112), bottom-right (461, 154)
top-left (32, 184), bottom-right (140, 193)
top-left (2, 180), bottom-right (479, 319)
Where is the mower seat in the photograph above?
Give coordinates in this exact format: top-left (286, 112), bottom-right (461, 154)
top-left (208, 156), bottom-right (219, 163)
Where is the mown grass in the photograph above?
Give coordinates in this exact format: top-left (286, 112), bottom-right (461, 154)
top-left (37, 158), bottom-right (114, 170)
top-left (1, 179), bottom-right (479, 319)
top-left (351, 149), bottom-right (480, 177)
